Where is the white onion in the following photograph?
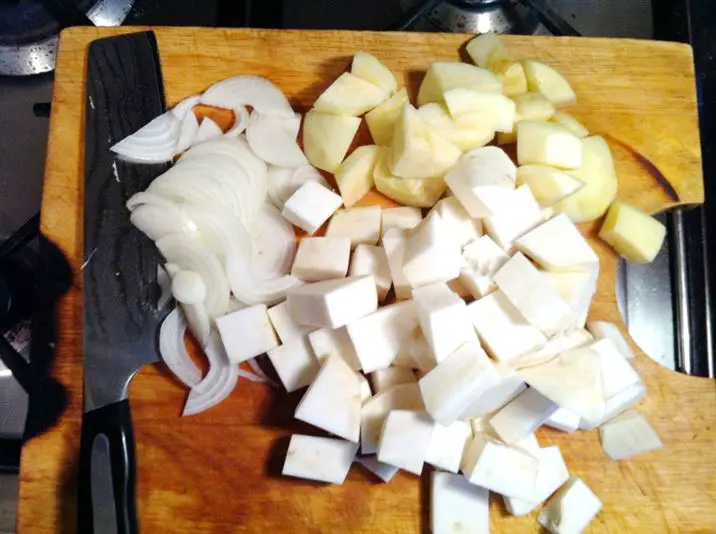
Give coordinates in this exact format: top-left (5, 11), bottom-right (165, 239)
top-left (226, 253), bottom-right (302, 306)
top-left (110, 111), bottom-right (181, 163)
top-left (181, 204), bottom-right (251, 260)
top-left (176, 111), bottom-right (199, 153)
top-left (183, 332), bottom-right (238, 416)
top-left (200, 75), bottom-right (294, 118)
top-left (246, 357), bottom-right (278, 387)
top-left (250, 204), bottom-right (296, 280)
top-left (129, 200), bottom-right (197, 241)
top-left (181, 301), bottom-right (212, 348)
top-left (225, 105), bottom-right (250, 137)
top-left (283, 112), bottom-right (302, 140)
top-left (156, 234), bottom-right (231, 318)
top-left (172, 270), bottom-right (207, 304)
top-left (267, 164), bottom-right (328, 210)
top-left (195, 117), bottom-right (223, 144)
top-left (246, 111), bottom-right (309, 168)
top-left (171, 94), bottom-right (201, 120)
top-left (159, 307), bottom-right (202, 388)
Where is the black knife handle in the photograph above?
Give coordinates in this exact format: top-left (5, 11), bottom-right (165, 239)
top-left (78, 399), bottom-right (138, 534)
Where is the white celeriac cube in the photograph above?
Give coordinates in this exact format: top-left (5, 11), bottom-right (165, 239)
top-left (282, 434), bottom-right (358, 484)
top-left (458, 235), bottom-right (510, 299)
top-left (403, 212), bottom-right (461, 288)
top-left (357, 372), bottom-right (372, 404)
top-left (308, 326), bottom-right (361, 370)
top-left (282, 180), bottom-right (343, 235)
top-left (291, 237), bottom-right (351, 282)
top-left (431, 472), bottom-right (489, 534)
top-left (461, 433), bottom-right (539, 500)
top-left (467, 289), bottom-right (547, 362)
top-left (377, 410), bottom-right (435, 475)
top-left (430, 197), bottom-right (483, 247)
top-left (425, 420), bottom-right (472, 473)
top-left (460, 362), bottom-right (526, 419)
top-left (419, 339), bottom-right (501, 425)
top-left (493, 252), bottom-right (576, 336)
top-left (286, 275), bottom-right (378, 329)
top-left (267, 301), bottom-right (315, 344)
top-left (510, 328), bottom-right (593, 369)
top-left (325, 205), bottom-right (382, 248)
top-left (412, 282), bottom-right (477, 363)
top-left (483, 184), bottom-right (543, 252)
top-left (267, 338), bottom-right (320, 393)
top-left (592, 338), bottom-right (642, 405)
top-left (382, 227), bottom-right (412, 299)
top-left (346, 300), bottom-right (420, 373)
top-left (397, 327), bottom-right (436, 372)
top-left (587, 321), bottom-right (635, 359)
top-left (380, 206), bottom-right (423, 238)
top-left (538, 477), bottom-right (603, 534)
top-left (504, 445), bottom-right (570, 516)
top-left (371, 367), bottom-right (417, 393)
top-left (295, 354), bottom-right (361, 442)
top-left (348, 244), bottom-right (392, 301)
top-left (216, 304), bottom-right (279, 364)
top-left (488, 387), bottom-right (558, 444)
top-left (599, 410), bottom-right (663, 461)
top-left (545, 407), bottom-right (581, 433)
top-left (355, 455), bottom-right (399, 482)
top-left (361, 383), bottom-right (425, 454)
top-left (584, 382), bottom-right (646, 430)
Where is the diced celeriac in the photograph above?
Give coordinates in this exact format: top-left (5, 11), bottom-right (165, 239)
top-left (419, 339), bottom-right (501, 425)
top-left (483, 184), bottom-right (543, 252)
top-left (355, 455), bottom-right (399, 482)
top-left (516, 120), bottom-right (583, 170)
top-left (308, 326), bottom-right (361, 370)
top-left (599, 410), bottom-right (663, 461)
top-left (267, 338), bottom-right (320, 393)
top-left (382, 228), bottom-right (412, 300)
top-left (312, 72), bottom-right (387, 116)
top-left (504, 446), bottom-right (570, 516)
top-left (402, 212), bottom-right (461, 288)
top-left (489, 387), bottom-right (558, 444)
top-left (345, 300), bottom-right (419, 373)
top-left (291, 236), bottom-right (351, 281)
top-left (458, 235), bottom-right (510, 299)
top-left (294, 354), bottom-right (361, 442)
top-left (267, 301), bottom-right (316, 344)
top-left (282, 434), bottom-right (358, 484)
top-left (357, 372), bottom-right (372, 404)
top-left (430, 197), bottom-right (482, 247)
top-left (592, 338), bottom-right (642, 403)
top-left (412, 282), bottom-right (477, 363)
top-left (545, 407), bottom-right (581, 433)
top-left (510, 328), bottom-right (593, 369)
top-left (538, 477), bottom-right (603, 534)
top-left (398, 327), bottom-right (437, 372)
top-left (587, 321), bottom-right (635, 359)
top-left (460, 362), bottom-right (526, 419)
top-left (425, 420), bottom-right (472, 473)
top-left (377, 410), bottom-right (435, 475)
top-left (381, 206), bottom-right (423, 238)
top-left (544, 270), bottom-right (597, 327)
top-left (286, 275), bottom-right (378, 329)
top-left (431, 472), bottom-right (489, 534)
top-left (361, 383), bottom-right (425, 454)
top-left (282, 180), bottom-right (344, 234)
top-left (370, 367), bottom-right (416, 393)
top-left (349, 244), bottom-right (392, 301)
top-left (325, 206), bottom-right (382, 248)
top-left (583, 382), bottom-right (646, 430)
top-left (216, 304), bottom-right (279, 364)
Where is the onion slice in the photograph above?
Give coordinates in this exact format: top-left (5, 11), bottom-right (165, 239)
top-left (176, 111), bottom-right (199, 153)
top-left (245, 357), bottom-right (278, 387)
top-left (226, 253), bottom-right (302, 306)
top-left (195, 117), bottom-right (223, 144)
top-left (110, 111), bottom-right (181, 163)
top-left (246, 112), bottom-right (309, 168)
top-left (183, 332), bottom-right (238, 416)
top-left (250, 203), bottom-right (297, 280)
top-left (159, 307), bottom-right (202, 388)
top-left (267, 164), bottom-right (328, 209)
top-left (129, 200), bottom-right (197, 241)
top-left (225, 106), bottom-right (250, 137)
top-left (171, 94), bottom-right (201, 120)
top-left (200, 75), bottom-right (295, 118)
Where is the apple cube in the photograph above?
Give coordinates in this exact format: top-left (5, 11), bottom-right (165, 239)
top-left (483, 184), bottom-right (543, 252)
top-left (374, 148), bottom-right (447, 208)
top-left (267, 338), bottom-right (320, 393)
top-left (377, 410), bottom-right (435, 475)
top-left (291, 237), bottom-right (351, 282)
top-left (600, 202), bottom-right (666, 263)
top-left (365, 87), bottom-right (410, 145)
top-left (458, 235), bottom-right (510, 299)
top-left (443, 89), bottom-right (516, 133)
top-left (381, 206), bottom-right (423, 238)
top-left (283, 434), bottom-right (358, 484)
top-left (516, 165), bottom-right (584, 207)
top-left (308, 326), bottom-right (361, 370)
top-left (312, 72), bottom-right (387, 116)
top-left (349, 244), bottom-right (392, 301)
top-left (538, 477), bottom-right (603, 534)
top-left (425, 420), bottom-right (472, 473)
top-left (488, 387), bottom-right (558, 444)
top-left (335, 145), bottom-right (380, 208)
top-left (599, 410), bottom-right (663, 461)
top-left (282, 180), bottom-right (343, 235)
top-left (417, 102), bottom-right (495, 152)
top-left (355, 455), bottom-right (399, 483)
top-left (460, 363), bottom-right (526, 419)
top-left (351, 51), bottom-right (397, 95)
top-left (431, 472), bottom-right (489, 534)
top-left (267, 301), bottom-right (316, 344)
top-left (403, 212), bottom-right (461, 288)
top-left (522, 60), bottom-right (577, 107)
top-left (361, 383), bottom-right (425, 454)
top-left (326, 205), bottom-right (382, 248)
top-left (513, 92), bottom-right (555, 121)
top-left (517, 120), bottom-right (582, 170)
top-left (215, 304), bottom-right (279, 364)
top-left (587, 321), bottom-right (635, 359)
top-left (545, 407), bottom-right (581, 433)
top-left (488, 50), bottom-right (528, 97)
top-left (551, 110), bottom-right (589, 138)
top-left (370, 367), bottom-right (416, 394)
top-left (382, 228), bottom-right (412, 300)
top-left (302, 111), bottom-right (360, 173)
top-left (418, 61), bottom-right (501, 106)
top-left (504, 446), bottom-right (570, 516)
top-left (429, 197), bottom-right (482, 247)
top-left (286, 275), bottom-right (378, 329)
top-left (465, 31), bottom-right (503, 68)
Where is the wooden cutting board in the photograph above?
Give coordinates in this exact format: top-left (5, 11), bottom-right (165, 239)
top-left (20, 27), bottom-right (716, 533)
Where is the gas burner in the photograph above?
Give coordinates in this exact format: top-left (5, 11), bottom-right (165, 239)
top-left (417, 0), bottom-right (539, 34)
top-left (0, 0), bottom-right (135, 76)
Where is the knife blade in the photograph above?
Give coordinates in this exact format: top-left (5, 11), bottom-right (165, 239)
top-left (79, 31), bottom-right (172, 534)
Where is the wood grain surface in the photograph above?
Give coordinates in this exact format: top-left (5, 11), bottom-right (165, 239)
top-left (20, 27), bottom-right (716, 533)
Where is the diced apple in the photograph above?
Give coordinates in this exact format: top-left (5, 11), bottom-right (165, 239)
top-left (267, 301), bottom-right (316, 344)
top-left (515, 165), bottom-right (584, 207)
top-left (599, 202), bottom-right (666, 263)
top-left (587, 321), bottom-right (635, 359)
top-left (522, 60), bottom-right (577, 107)
top-left (417, 102), bottom-right (495, 152)
top-left (295, 354), bottom-right (361, 442)
top-left (459, 235), bottom-right (510, 299)
top-left (443, 89), bottom-right (516, 133)
top-left (377, 410), bottom-right (435, 475)
top-left (403, 212), bottom-right (462, 288)
top-left (551, 110), bottom-right (589, 138)
top-left (488, 387), bottom-right (558, 444)
top-left (282, 180), bottom-right (343, 235)
top-left (382, 228), bottom-right (412, 300)
top-left (513, 92), bottom-right (555, 121)
top-left (390, 105), bottom-right (462, 179)
top-left (429, 197), bottom-right (482, 247)
top-left (496, 131), bottom-right (517, 145)
top-left (516, 120), bottom-right (583, 170)
top-left (286, 275), bottom-right (378, 329)
top-left (326, 205), bottom-right (382, 248)
top-left (216, 304), bottom-right (279, 364)
top-left (313, 72), bottom-right (388, 116)
top-left (483, 184), bottom-right (543, 252)
top-left (418, 61), bottom-right (501, 106)
top-left (291, 237), bottom-right (351, 282)
top-left (365, 88), bottom-right (410, 145)
top-left (425, 420), bottom-right (472, 473)
top-left (349, 244), bottom-right (392, 302)
top-left (302, 111), bottom-right (361, 173)
top-left (552, 135), bottom-right (618, 223)
top-left (355, 455), bottom-right (399, 482)
top-left (335, 145), bottom-right (381, 208)
top-left (374, 148), bottom-right (447, 207)
top-left (361, 383), bottom-right (426, 454)
top-left (545, 407), bottom-right (581, 433)
top-left (465, 31), bottom-right (502, 68)
top-left (267, 338), bottom-right (320, 393)
top-left (504, 446), bottom-right (569, 516)
top-left (308, 326), bottom-right (361, 370)
top-left (282, 434), bottom-right (358, 484)
top-left (381, 206), bottom-right (423, 238)
top-left (599, 410), bottom-right (663, 461)
top-left (538, 477), bottom-right (603, 534)
top-left (431, 472), bottom-right (490, 534)
top-left (489, 52), bottom-right (528, 97)
top-left (460, 362), bottom-right (526, 419)
top-left (351, 51), bottom-right (397, 95)
top-left (370, 367), bottom-right (417, 393)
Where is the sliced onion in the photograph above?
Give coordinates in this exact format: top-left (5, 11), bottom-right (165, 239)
top-left (172, 271), bottom-right (207, 305)
top-left (250, 203), bottom-right (296, 280)
top-left (226, 253), bottom-right (302, 306)
top-left (200, 75), bottom-right (294, 118)
top-left (176, 111), bottom-right (199, 153)
top-left (282, 112), bottom-right (302, 140)
top-left (246, 111), bottom-right (309, 168)
top-left (181, 301), bottom-right (211, 348)
top-left (195, 117), bottom-right (223, 144)
top-left (156, 234), bottom-right (231, 318)
top-left (159, 307), bottom-right (202, 388)
top-left (183, 332), bottom-right (238, 416)
top-left (171, 94), bottom-right (201, 120)
top-left (129, 200), bottom-right (198, 241)
top-left (225, 105), bottom-right (250, 137)
top-left (245, 357), bottom-right (278, 387)
top-left (110, 111), bottom-right (181, 163)
top-left (267, 164), bottom-right (328, 210)
top-left (181, 204), bottom-right (251, 260)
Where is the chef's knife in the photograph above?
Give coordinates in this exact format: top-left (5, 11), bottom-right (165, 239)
top-left (79, 31), bottom-right (172, 534)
